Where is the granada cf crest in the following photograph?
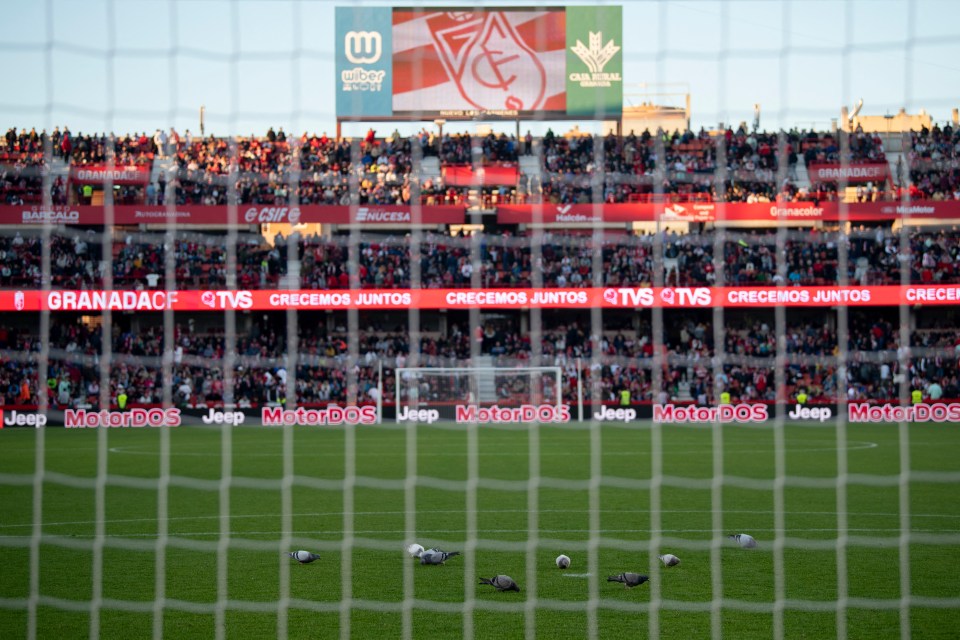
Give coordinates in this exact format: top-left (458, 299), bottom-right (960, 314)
top-left (428, 11), bottom-right (547, 111)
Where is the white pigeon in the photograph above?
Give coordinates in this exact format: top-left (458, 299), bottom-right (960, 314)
top-left (288, 550), bottom-right (320, 564)
top-left (729, 533), bottom-right (757, 549)
top-left (419, 548), bottom-right (461, 565)
top-left (556, 554), bottom-right (571, 569)
top-left (659, 554), bottom-right (680, 567)
top-left (407, 543), bottom-right (424, 558)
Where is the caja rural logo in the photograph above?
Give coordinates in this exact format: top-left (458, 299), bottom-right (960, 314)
top-left (569, 32), bottom-right (622, 88)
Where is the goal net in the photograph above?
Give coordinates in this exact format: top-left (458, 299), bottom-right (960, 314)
top-left (1, 2), bottom-right (959, 640)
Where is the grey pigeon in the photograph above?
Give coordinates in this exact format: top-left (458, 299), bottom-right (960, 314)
top-left (728, 533), bottom-right (757, 549)
top-left (419, 548), bottom-right (461, 565)
top-left (288, 550), bottom-right (320, 564)
top-left (607, 572), bottom-right (649, 588)
top-left (479, 575), bottom-right (520, 592)
top-left (659, 554), bottom-right (680, 567)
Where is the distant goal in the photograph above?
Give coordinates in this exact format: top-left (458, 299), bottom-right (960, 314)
top-left (394, 366), bottom-right (566, 423)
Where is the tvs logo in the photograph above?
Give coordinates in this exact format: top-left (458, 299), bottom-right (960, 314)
top-left (344, 31), bottom-right (382, 64)
top-left (200, 291), bottom-right (253, 310)
top-left (429, 11), bottom-right (548, 111)
top-left (602, 288), bottom-right (654, 307)
top-left (603, 288), bottom-right (711, 307)
top-left (661, 287), bottom-right (712, 307)
top-left (14, 291), bottom-right (25, 311)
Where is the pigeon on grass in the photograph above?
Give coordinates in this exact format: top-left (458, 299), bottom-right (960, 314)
top-left (607, 572), bottom-right (649, 588)
top-left (659, 554), bottom-right (681, 567)
top-left (729, 533), bottom-right (757, 549)
top-left (419, 549), bottom-right (461, 565)
top-left (288, 550), bottom-right (320, 564)
top-left (479, 575), bottom-right (520, 592)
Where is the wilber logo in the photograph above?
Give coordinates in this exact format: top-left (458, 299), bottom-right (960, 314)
top-left (344, 30), bottom-right (382, 64)
top-left (14, 291), bottom-right (25, 311)
top-left (429, 11), bottom-right (548, 111)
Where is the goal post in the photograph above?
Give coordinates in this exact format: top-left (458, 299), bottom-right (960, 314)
top-left (394, 366), bottom-right (571, 422)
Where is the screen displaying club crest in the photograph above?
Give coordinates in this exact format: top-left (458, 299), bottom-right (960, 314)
top-left (336, 6), bottom-right (622, 120)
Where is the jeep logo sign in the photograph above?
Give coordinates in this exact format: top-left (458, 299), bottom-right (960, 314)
top-left (593, 406), bottom-right (637, 422)
top-left (787, 404), bottom-right (832, 423)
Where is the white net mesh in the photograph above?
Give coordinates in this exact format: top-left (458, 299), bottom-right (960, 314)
top-left (1, 1), bottom-right (960, 639)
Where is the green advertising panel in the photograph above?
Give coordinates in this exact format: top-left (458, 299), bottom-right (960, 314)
top-left (565, 6), bottom-right (623, 118)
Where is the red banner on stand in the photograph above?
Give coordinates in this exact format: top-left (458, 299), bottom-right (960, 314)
top-left (441, 164), bottom-right (518, 186)
top-left (69, 165), bottom-right (151, 185)
top-left (807, 163), bottom-right (889, 183)
top-left (2, 285), bottom-right (959, 312)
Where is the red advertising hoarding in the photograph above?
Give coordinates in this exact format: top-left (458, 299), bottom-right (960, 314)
top-left (2, 285), bottom-right (959, 312)
top-left (4, 202), bottom-right (958, 227)
top-left (496, 200), bottom-right (960, 224)
top-left (0, 205), bottom-right (465, 226)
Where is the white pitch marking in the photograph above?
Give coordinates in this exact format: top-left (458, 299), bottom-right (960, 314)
top-left (104, 440), bottom-right (880, 457)
top-left (3, 505), bottom-right (957, 531)
top-left (562, 573), bottom-right (592, 578)
top-left (4, 526), bottom-right (956, 540)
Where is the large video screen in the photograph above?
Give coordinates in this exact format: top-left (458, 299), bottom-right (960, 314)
top-left (336, 6), bottom-right (622, 120)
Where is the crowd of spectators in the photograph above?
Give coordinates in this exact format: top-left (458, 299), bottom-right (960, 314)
top-left (7, 122), bottom-right (960, 209)
top-left (3, 308), bottom-right (958, 410)
top-left (5, 225), bottom-right (960, 290)
top-left (906, 123), bottom-right (960, 201)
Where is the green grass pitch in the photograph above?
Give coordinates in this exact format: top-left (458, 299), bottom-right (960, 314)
top-left (1, 421), bottom-right (959, 639)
